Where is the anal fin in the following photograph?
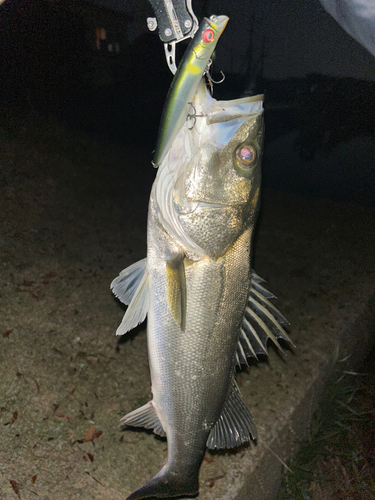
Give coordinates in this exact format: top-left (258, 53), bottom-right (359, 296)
top-left (206, 377), bottom-right (256, 450)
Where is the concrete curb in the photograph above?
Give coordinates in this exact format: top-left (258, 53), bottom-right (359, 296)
top-left (236, 295), bottom-right (375, 500)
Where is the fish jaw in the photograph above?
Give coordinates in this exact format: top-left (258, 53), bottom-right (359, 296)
top-left (153, 15), bottom-right (229, 167)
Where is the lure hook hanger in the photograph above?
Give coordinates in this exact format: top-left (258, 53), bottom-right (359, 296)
top-left (204, 58), bottom-right (225, 94)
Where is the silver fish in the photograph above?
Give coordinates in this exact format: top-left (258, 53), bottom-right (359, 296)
top-left (111, 81), bottom-right (290, 499)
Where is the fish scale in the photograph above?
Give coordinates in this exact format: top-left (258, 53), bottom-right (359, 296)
top-left (147, 196), bottom-right (252, 482)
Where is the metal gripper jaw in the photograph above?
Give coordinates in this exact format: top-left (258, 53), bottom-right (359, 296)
top-left (147, 0), bottom-right (199, 74)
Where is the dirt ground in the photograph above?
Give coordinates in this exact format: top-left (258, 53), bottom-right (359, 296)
top-left (0, 115), bottom-right (374, 500)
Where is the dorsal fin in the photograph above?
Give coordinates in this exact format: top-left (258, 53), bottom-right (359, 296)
top-left (236, 271), bottom-right (291, 366)
top-left (111, 258), bottom-right (149, 335)
top-left (206, 376), bottom-right (257, 449)
top-left (121, 401), bottom-right (166, 437)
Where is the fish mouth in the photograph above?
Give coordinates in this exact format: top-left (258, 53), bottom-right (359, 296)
top-left (207, 95), bottom-right (264, 125)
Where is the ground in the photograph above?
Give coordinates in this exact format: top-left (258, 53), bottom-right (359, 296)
top-left (0, 112), bottom-right (374, 500)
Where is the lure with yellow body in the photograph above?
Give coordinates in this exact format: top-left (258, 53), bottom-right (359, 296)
top-left (152, 14), bottom-right (229, 167)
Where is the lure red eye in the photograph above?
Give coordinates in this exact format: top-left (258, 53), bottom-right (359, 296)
top-left (203, 29), bottom-right (215, 43)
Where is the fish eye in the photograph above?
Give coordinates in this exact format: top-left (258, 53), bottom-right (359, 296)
top-left (235, 144), bottom-right (256, 168)
top-left (203, 29), bottom-right (215, 43)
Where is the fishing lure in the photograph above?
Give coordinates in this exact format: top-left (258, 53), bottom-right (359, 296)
top-left (152, 15), bottom-right (228, 167)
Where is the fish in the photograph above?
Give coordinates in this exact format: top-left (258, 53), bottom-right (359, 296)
top-left (152, 14), bottom-right (229, 167)
top-left (111, 78), bottom-right (291, 499)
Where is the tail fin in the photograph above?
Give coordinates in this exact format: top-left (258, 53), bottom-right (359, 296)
top-left (126, 469), bottom-right (198, 500)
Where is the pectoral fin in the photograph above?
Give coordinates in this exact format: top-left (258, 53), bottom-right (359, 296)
top-left (113, 259), bottom-right (149, 336)
top-left (111, 258), bottom-right (147, 305)
top-left (166, 256), bottom-right (187, 331)
top-left (206, 377), bottom-right (257, 450)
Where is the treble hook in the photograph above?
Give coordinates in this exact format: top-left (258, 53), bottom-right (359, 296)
top-left (187, 102), bottom-right (206, 130)
top-left (206, 70), bottom-right (225, 85)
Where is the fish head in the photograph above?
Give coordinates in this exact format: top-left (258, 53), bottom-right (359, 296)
top-left (168, 85), bottom-right (264, 260)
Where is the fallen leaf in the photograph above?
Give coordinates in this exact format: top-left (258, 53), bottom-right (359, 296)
top-left (22, 279), bottom-right (35, 287)
top-left (11, 411), bottom-right (18, 426)
top-left (2, 330), bottom-right (12, 338)
top-left (31, 475), bottom-right (37, 484)
top-left (42, 272), bottom-right (57, 279)
top-left (31, 377), bottom-right (40, 393)
top-left (55, 413), bottom-right (73, 422)
top-left (83, 426), bottom-right (102, 442)
top-left (42, 272), bottom-right (57, 284)
top-left (15, 373), bottom-right (28, 384)
top-left (52, 404), bottom-right (60, 415)
top-left (83, 426), bottom-right (96, 442)
top-left (52, 348), bottom-right (64, 356)
top-left (204, 474), bottom-right (226, 488)
top-left (203, 452), bottom-right (214, 463)
top-left (9, 479), bottom-right (21, 499)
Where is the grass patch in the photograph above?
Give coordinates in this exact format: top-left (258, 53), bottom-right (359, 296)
top-left (277, 346), bottom-right (375, 500)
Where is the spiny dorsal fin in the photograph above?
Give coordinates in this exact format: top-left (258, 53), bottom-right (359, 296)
top-left (206, 377), bottom-right (256, 450)
top-left (236, 270), bottom-right (291, 366)
top-left (111, 258), bottom-right (147, 305)
top-left (112, 259), bottom-right (149, 336)
top-left (120, 401), bottom-right (166, 437)
top-left (166, 255), bottom-right (187, 332)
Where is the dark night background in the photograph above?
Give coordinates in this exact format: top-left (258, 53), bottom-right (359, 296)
top-left (0, 0), bottom-right (374, 208)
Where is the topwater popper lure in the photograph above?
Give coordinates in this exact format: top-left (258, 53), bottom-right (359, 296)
top-left (152, 14), bottom-right (229, 167)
